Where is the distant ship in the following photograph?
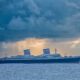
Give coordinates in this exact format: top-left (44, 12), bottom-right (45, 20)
top-left (0, 48), bottom-right (80, 63)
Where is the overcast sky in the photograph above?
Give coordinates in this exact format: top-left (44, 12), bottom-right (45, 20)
top-left (0, 0), bottom-right (80, 57)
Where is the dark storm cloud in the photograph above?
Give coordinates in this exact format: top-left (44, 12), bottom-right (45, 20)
top-left (0, 0), bottom-right (80, 42)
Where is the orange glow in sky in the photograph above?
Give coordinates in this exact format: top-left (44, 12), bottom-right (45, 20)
top-left (16, 38), bottom-right (47, 55)
top-left (2, 38), bottom-right (80, 57)
top-left (12, 38), bottom-right (80, 56)
top-left (15, 38), bottom-right (66, 56)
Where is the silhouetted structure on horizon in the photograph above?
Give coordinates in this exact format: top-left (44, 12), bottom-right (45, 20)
top-left (0, 48), bottom-right (80, 63)
top-left (24, 49), bottom-right (31, 56)
top-left (43, 48), bottom-right (50, 55)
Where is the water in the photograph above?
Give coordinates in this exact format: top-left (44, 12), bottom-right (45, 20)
top-left (0, 64), bottom-right (80, 80)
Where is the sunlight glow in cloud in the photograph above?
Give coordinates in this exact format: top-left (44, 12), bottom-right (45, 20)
top-left (16, 38), bottom-right (47, 55)
top-left (70, 39), bottom-right (80, 48)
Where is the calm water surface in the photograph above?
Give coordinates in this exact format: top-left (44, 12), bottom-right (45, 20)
top-left (0, 63), bottom-right (80, 80)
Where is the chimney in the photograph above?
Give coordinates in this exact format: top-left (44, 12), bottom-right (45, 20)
top-left (43, 48), bottom-right (50, 55)
top-left (24, 49), bottom-right (31, 56)
top-left (55, 48), bottom-right (58, 54)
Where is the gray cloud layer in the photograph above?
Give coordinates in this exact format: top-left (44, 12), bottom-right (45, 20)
top-left (0, 0), bottom-right (80, 42)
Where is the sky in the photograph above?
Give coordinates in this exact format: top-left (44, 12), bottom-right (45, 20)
top-left (0, 0), bottom-right (80, 57)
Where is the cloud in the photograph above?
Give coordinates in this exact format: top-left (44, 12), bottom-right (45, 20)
top-left (65, 0), bottom-right (80, 9)
top-left (70, 38), bottom-right (80, 48)
top-left (8, 17), bottom-right (27, 30)
top-left (0, 0), bottom-right (80, 42)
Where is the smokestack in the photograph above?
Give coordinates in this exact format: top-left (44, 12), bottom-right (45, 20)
top-left (55, 48), bottom-right (57, 54)
top-left (24, 49), bottom-right (31, 56)
top-left (43, 48), bottom-right (50, 55)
